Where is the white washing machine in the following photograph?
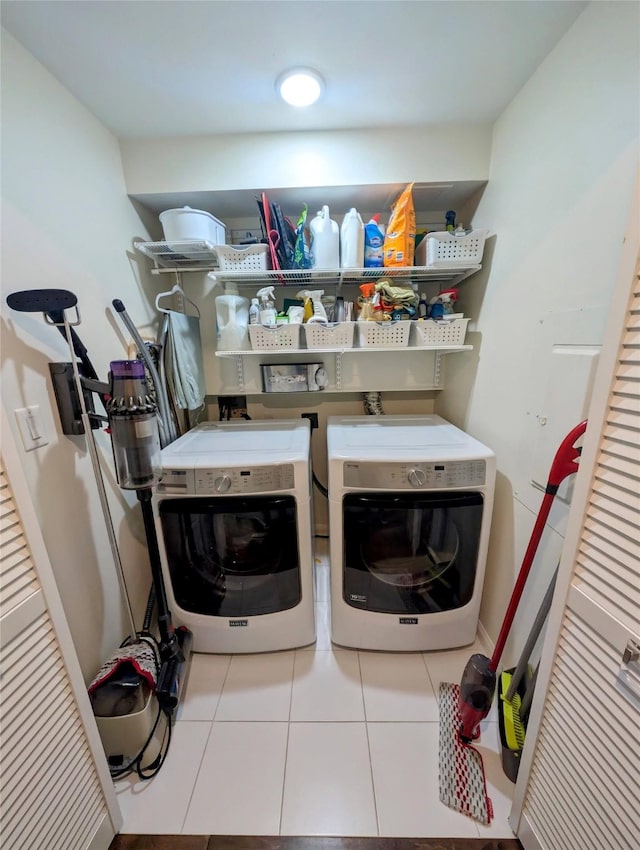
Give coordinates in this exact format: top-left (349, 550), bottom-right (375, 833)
top-left (153, 419), bottom-right (315, 653)
top-left (327, 415), bottom-right (495, 651)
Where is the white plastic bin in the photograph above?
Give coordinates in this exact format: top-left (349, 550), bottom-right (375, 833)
top-left (159, 206), bottom-right (226, 245)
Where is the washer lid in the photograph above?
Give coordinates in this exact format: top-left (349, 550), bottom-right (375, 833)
top-left (327, 415), bottom-right (494, 460)
top-left (160, 419), bottom-right (310, 468)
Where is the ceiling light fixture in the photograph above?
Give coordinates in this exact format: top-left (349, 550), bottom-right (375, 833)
top-left (276, 68), bottom-right (324, 107)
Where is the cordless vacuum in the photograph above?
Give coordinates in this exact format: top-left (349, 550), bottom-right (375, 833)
top-left (6, 289), bottom-right (192, 725)
top-left (458, 420), bottom-right (587, 743)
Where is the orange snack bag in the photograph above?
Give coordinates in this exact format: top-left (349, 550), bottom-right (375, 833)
top-left (383, 182), bottom-right (415, 267)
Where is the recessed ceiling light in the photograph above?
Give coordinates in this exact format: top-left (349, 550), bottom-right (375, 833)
top-left (276, 68), bottom-right (324, 107)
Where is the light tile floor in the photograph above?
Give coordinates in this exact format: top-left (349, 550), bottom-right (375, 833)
top-left (115, 539), bottom-right (516, 839)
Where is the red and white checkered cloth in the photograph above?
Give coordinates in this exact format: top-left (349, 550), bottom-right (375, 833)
top-left (439, 681), bottom-right (494, 824)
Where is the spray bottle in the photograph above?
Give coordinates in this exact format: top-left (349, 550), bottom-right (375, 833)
top-left (257, 286), bottom-right (277, 325)
top-left (357, 283), bottom-right (376, 321)
top-left (249, 297), bottom-right (260, 325)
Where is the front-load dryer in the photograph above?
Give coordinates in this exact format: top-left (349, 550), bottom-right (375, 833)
top-left (327, 415), bottom-right (495, 651)
top-left (153, 419), bottom-right (315, 653)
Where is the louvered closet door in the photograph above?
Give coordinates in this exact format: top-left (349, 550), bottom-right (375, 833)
top-left (0, 417), bottom-right (120, 850)
top-left (513, 253), bottom-right (640, 849)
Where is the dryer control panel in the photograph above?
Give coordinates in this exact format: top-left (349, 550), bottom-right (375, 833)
top-left (343, 459), bottom-right (487, 489)
top-left (158, 463), bottom-right (296, 495)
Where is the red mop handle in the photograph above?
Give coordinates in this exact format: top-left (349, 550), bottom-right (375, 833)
top-left (489, 420), bottom-right (588, 670)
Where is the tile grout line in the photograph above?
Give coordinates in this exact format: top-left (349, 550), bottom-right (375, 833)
top-left (358, 649), bottom-right (382, 837)
top-left (277, 649), bottom-right (297, 835)
top-left (179, 655), bottom-right (233, 834)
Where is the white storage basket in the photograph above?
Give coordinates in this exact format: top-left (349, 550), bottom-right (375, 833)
top-left (356, 320), bottom-right (411, 349)
top-left (423, 230), bottom-right (487, 266)
top-left (216, 244), bottom-right (269, 271)
top-left (248, 323), bottom-right (301, 351)
top-left (412, 318), bottom-right (470, 346)
top-left (303, 322), bottom-right (355, 349)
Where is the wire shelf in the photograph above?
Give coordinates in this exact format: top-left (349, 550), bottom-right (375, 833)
top-left (135, 240), bottom-right (219, 269)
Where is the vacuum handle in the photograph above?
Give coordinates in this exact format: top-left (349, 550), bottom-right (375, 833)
top-left (490, 420), bottom-right (588, 671)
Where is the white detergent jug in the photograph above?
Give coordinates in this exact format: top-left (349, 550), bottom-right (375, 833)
top-left (215, 283), bottom-right (249, 351)
top-left (340, 207), bottom-right (365, 269)
top-left (310, 205), bottom-right (340, 269)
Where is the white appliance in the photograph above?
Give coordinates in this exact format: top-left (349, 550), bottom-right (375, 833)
top-left (327, 415), bottom-right (495, 651)
top-left (153, 420), bottom-right (315, 653)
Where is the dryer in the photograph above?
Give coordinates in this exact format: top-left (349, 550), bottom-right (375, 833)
top-left (153, 419), bottom-right (315, 653)
top-left (327, 415), bottom-right (495, 651)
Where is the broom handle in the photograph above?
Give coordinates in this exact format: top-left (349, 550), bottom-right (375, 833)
top-left (490, 420), bottom-right (587, 671)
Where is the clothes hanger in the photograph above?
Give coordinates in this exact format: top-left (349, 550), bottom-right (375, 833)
top-left (155, 278), bottom-right (200, 318)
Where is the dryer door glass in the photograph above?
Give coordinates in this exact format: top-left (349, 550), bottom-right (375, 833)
top-left (342, 492), bottom-right (483, 614)
top-left (159, 495), bottom-right (301, 616)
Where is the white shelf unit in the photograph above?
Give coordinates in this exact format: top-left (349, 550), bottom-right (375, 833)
top-left (135, 241), bottom-right (485, 396)
top-left (134, 241), bottom-right (481, 288)
top-left (215, 344), bottom-right (473, 394)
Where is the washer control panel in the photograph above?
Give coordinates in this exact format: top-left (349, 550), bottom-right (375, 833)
top-left (158, 464), bottom-right (296, 495)
top-left (343, 459), bottom-right (486, 489)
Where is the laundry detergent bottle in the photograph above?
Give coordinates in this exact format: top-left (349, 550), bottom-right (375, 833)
top-left (310, 205), bottom-right (340, 269)
top-left (340, 207), bottom-right (364, 269)
top-left (215, 282), bottom-right (249, 351)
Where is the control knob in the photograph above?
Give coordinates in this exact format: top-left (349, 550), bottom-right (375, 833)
top-left (408, 468), bottom-right (427, 488)
top-left (214, 474), bottom-right (232, 493)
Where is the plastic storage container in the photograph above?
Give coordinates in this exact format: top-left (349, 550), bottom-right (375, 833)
top-left (310, 206), bottom-right (340, 269)
top-left (159, 206), bottom-right (226, 245)
top-left (215, 283), bottom-right (249, 351)
top-left (340, 208), bottom-right (364, 269)
top-left (248, 323), bottom-right (301, 351)
top-left (303, 321), bottom-right (355, 349)
top-left (412, 318), bottom-right (470, 346)
top-left (421, 230), bottom-right (487, 266)
top-left (216, 243), bottom-right (269, 271)
top-left (356, 320), bottom-right (411, 348)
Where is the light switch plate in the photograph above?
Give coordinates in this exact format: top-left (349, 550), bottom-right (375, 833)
top-left (14, 406), bottom-right (49, 452)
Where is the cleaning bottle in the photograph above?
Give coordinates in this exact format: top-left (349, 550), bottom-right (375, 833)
top-left (340, 207), bottom-right (365, 269)
top-left (257, 286), bottom-right (277, 325)
top-left (357, 283), bottom-right (376, 321)
top-left (309, 205), bottom-right (340, 269)
top-left (307, 290), bottom-right (329, 324)
top-left (418, 293), bottom-right (429, 319)
top-left (249, 297), bottom-right (260, 325)
top-left (215, 282), bottom-right (249, 350)
top-left (363, 214), bottom-right (385, 268)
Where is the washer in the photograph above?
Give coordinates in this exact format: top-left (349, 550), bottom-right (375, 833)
top-left (327, 415), bottom-right (495, 651)
top-left (153, 419), bottom-right (315, 653)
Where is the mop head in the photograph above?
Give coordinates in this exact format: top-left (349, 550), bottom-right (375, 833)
top-left (438, 682), bottom-right (494, 824)
top-left (88, 637), bottom-right (158, 699)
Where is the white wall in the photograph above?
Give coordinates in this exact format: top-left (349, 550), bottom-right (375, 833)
top-left (436, 1), bottom-right (640, 659)
top-left (120, 126), bottom-right (492, 195)
top-left (0, 30), bottom-right (159, 680)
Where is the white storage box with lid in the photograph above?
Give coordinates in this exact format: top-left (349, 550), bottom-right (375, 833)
top-left (416, 229), bottom-right (487, 266)
top-left (159, 206), bottom-right (226, 245)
